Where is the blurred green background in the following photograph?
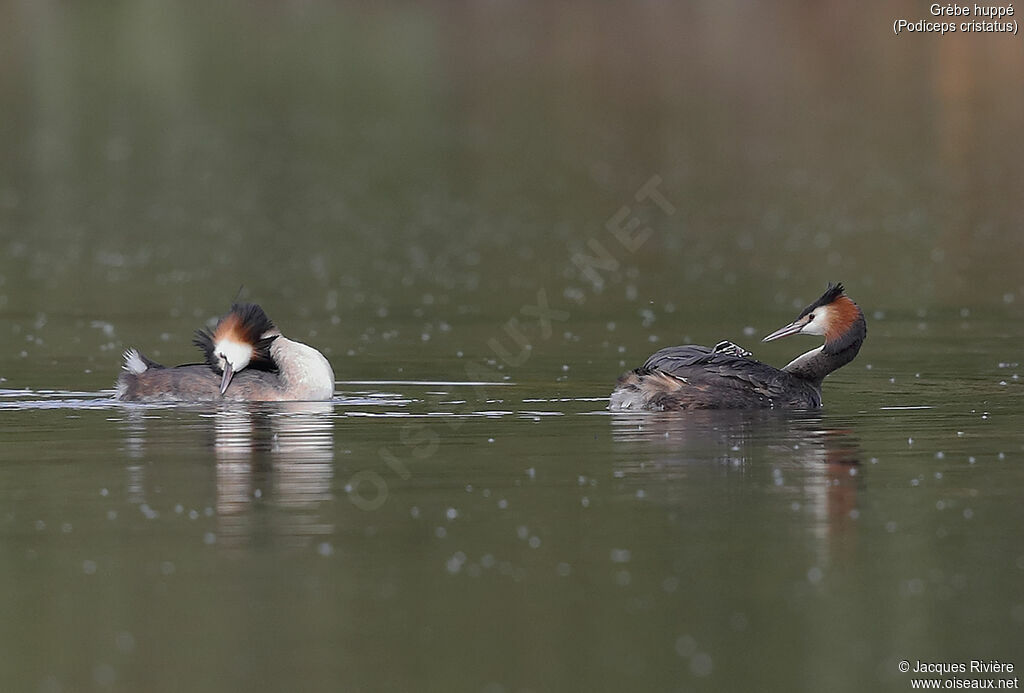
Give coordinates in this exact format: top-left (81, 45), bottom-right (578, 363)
top-left (2, 1), bottom-right (1022, 387)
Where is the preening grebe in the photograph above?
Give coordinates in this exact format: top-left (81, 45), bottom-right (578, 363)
top-left (116, 303), bottom-right (335, 402)
top-left (609, 283), bottom-right (866, 411)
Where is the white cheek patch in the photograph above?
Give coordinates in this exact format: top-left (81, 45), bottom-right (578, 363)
top-left (214, 339), bottom-right (252, 372)
top-left (802, 306), bottom-right (831, 336)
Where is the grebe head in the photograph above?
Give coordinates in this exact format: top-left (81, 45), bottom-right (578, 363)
top-left (193, 303), bottom-right (280, 394)
top-left (762, 282), bottom-right (864, 349)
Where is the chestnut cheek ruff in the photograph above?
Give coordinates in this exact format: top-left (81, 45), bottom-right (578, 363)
top-left (822, 296), bottom-right (866, 354)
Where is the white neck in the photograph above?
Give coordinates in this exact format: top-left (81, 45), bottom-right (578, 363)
top-left (783, 345), bottom-right (824, 374)
top-left (270, 337), bottom-right (336, 400)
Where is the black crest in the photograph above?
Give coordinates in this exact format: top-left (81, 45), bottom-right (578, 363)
top-left (797, 282), bottom-right (845, 319)
top-left (247, 335), bottom-right (280, 372)
top-left (229, 303), bottom-right (277, 342)
top-left (192, 303), bottom-right (279, 373)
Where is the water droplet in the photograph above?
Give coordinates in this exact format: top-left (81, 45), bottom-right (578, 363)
top-left (690, 652), bottom-right (714, 677)
top-left (610, 548), bottom-right (632, 563)
top-left (674, 635), bottom-right (697, 657)
top-left (114, 631), bottom-right (136, 654)
top-left (92, 664), bottom-right (116, 686)
top-left (446, 552), bottom-right (466, 574)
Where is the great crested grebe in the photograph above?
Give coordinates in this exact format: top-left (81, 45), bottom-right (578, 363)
top-left (116, 303), bottom-right (335, 402)
top-left (609, 283), bottom-right (866, 411)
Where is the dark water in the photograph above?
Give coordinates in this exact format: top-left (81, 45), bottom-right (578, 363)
top-left (2, 3), bottom-right (1023, 692)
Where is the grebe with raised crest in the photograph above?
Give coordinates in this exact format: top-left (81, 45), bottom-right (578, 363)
top-left (609, 283), bottom-right (866, 410)
top-left (116, 303), bottom-right (335, 402)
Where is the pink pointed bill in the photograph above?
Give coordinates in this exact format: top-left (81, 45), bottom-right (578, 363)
top-left (762, 319), bottom-right (806, 342)
top-left (219, 362), bottom-right (234, 395)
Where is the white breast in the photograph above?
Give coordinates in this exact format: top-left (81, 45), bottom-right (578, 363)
top-left (271, 337), bottom-right (336, 401)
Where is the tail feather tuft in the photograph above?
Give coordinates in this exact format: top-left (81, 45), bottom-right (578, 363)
top-left (122, 349), bottom-right (148, 375)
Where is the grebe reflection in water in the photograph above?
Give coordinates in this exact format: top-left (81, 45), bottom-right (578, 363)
top-left (116, 303), bottom-right (335, 402)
